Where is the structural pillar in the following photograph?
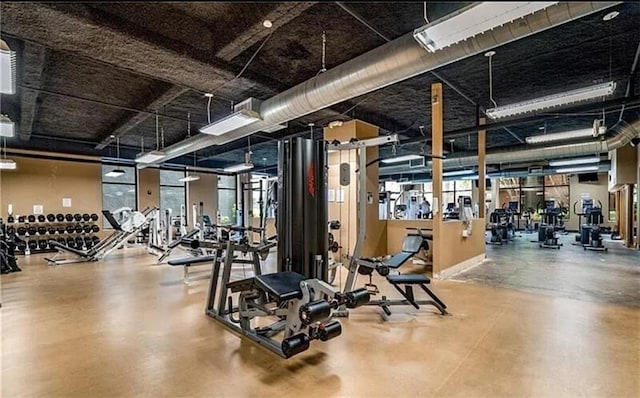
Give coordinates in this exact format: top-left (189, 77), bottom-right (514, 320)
top-left (478, 117), bottom-right (486, 219)
top-left (431, 83), bottom-right (444, 274)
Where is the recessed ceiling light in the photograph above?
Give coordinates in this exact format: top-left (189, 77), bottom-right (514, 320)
top-left (603, 11), bottom-right (619, 21)
top-left (484, 50), bottom-right (496, 57)
top-left (263, 20), bottom-right (273, 28)
top-left (109, 134), bottom-right (116, 138)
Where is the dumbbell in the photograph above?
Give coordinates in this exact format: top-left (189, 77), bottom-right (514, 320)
top-left (7, 216), bottom-right (14, 223)
top-left (38, 240), bottom-right (48, 250)
top-left (65, 214), bottom-right (74, 222)
top-left (48, 226), bottom-right (57, 235)
top-left (46, 213), bottom-right (56, 222)
top-left (73, 213), bottom-right (82, 221)
top-left (37, 214), bottom-right (46, 223)
top-left (92, 236), bottom-right (100, 244)
top-left (82, 213), bottom-right (90, 221)
top-left (7, 226), bottom-right (15, 235)
top-left (74, 224), bottom-right (83, 233)
top-left (82, 224), bottom-right (92, 233)
top-left (28, 215), bottom-right (36, 223)
top-left (27, 226), bottom-right (37, 235)
top-left (57, 237), bottom-right (66, 244)
top-left (75, 237), bottom-right (84, 248)
top-left (85, 239), bottom-right (94, 249)
top-left (16, 227), bottom-right (27, 235)
top-left (18, 216), bottom-right (25, 223)
top-left (66, 237), bottom-right (76, 247)
top-left (90, 213), bottom-right (99, 221)
top-left (91, 225), bottom-right (100, 233)
top-left (37, 226), bottom-right (47, 235)
top-left (28, 240), bottom-right (38, 250)
top-left (56, 213), bottom-right (65, 222)
top-left (17, 242), bottom-right (27, 251)
top-left (66, 225), bottom-right (76, 233)
top-left (57, 226), bottom-right (66, 234)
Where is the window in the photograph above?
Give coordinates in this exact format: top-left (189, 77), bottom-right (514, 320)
top-left (218, 175), bottom-right (237, 225)
top-left (159, 170), bottom-right (186, 223)
top-left (102, 165), bottom-right (136, 229)
top-left (250, 174), bottom-right (269, 219)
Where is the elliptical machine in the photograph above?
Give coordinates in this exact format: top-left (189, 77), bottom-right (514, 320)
top-left (487, 209), bottom-right (507, 245)
top-left (583, 206), bottom-right (608, 252)
top-left (538, 201), bottom-right (562, 249)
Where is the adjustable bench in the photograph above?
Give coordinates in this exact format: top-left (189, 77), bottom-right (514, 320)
top-left (168, 255), bottom-right (218, 284)
top-left (354, 234), bottom-right (447, 317)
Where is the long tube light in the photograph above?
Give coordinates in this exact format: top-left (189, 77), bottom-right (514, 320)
top-left (178, 174), bottom-right (200, 182)
top-left (199, 109), bottom-right (261, 136)
top-left (0, 114), bottom-right (15, 137)
top-left (487, 81), bottom-right (616, 119)
top-left (525, 128), bottom-right (595, 144)
top-left (223, 163), bottom-right (254, 173)
top-left (104, 169), bottom-right (126, 178)
top-left (413, 2), bottom-right (558, 53)
top-left (0, 159), bottom-right (17, 170)
top-left (442, 169), bottom-right (475, 177)
top-left (380, 154), bottom-right (423, 164)
top-left (549, 157), bottom-right (600, 167)
top-left (135, 150), bottom-right (166, 164)
top-left (555, 165), bottom-right (599, 174)
top-left (0, 39), bottom-right (16, 95)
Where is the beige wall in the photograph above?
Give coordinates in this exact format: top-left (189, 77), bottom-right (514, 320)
top-left (433, 219), bottom-right (485, 276)
top-left (187, 173), bottom-right (218, 224)
top-left (567, 173), bottom-right (610, 231)
top-left (138, 168), bottom-right (160, 210)
top-left (1, 156), bottom-right (102, 222)
top-left (386, 219), bottom-right (433, 254)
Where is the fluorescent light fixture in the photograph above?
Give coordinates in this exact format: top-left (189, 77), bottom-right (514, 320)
top-left (443, 169), bottom-right (475, 177)
top-left (199, 109), bottom-right (261, 136)
top-left (104, 169), bottom-right (126, 178)
top-left (380, 154), bottom-right (423, 164)
top-left (135, 150), bottom-right (166, 164)
top-left (0, 39), bottom-right (16, 95)
top-left (261, 123), bottom-right (287, 133)
top-left (179, 174), bottom-right (200, 182)
top-left (413, 2), bottom-right (557, 53)
top-left (0, 159), bottom-right (16, 170)
top-left (223, 163), bottom-right (254, 173)
top-left (0, 114), bottom-right (15, 137)
top-left (555, 166), bottom-right (599, 174)
top-left (526, 128), bottom-right (595, 145)
top-left (549, 157), bottom-right (600, 167)
top-left (487, 81), bottom-right (616, 119)
top-left (460, 175), bottom-right (479, 180)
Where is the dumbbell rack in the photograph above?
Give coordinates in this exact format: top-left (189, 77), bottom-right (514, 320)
top-left (6, 213), bottom-right (101, 255)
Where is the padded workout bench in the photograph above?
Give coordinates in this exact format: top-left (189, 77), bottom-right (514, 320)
top-left (168, 255), bottom-right (218, 284)
top-left (352, 233), bottom-right (447, 317)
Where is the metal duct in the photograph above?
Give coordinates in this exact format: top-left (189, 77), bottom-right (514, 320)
top-left (380, 118), bottom-right (640, 175)
top-left (155, 2), bottom-right (620, 164)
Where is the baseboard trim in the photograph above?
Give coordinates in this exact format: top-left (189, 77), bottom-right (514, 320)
top-left (433, 254), bottom-right (485, 280)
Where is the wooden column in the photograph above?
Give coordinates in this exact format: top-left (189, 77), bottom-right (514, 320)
top-left (478, 117), bottom-right (486, 218)
top-left (431, 83), bottom-right (443, 274)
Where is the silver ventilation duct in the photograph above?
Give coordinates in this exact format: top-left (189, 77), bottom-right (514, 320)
top-left (380, 118), bottom-right (640, 175)
top-left (155, 2), bottom-right (620, 164)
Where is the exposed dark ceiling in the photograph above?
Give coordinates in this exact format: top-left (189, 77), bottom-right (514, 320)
top-left (1, 2), bottom-right (639, 171)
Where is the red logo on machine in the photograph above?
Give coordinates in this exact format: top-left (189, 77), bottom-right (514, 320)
top-left (307, 162), bottom-right (315, 197)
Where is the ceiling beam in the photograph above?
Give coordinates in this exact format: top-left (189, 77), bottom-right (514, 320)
top-left (216, 2), bottom-right (317, 61)
top-left (18, 42), bottom-right (47, 141)
top-left (94, 85), bottom-right (189, 150)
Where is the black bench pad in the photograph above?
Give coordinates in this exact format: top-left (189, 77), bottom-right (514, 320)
top-left (255, 272), bottom-right (305, 302)
top-left (387, 274), bottom-right (430, 285)
top-left (168, 255), bottom-right (216, 266)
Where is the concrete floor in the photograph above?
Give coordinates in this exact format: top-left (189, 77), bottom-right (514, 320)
top-left (452, 233), bottom-right (640, 307)
top-left (1, 242), bottom-right (639, 397)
